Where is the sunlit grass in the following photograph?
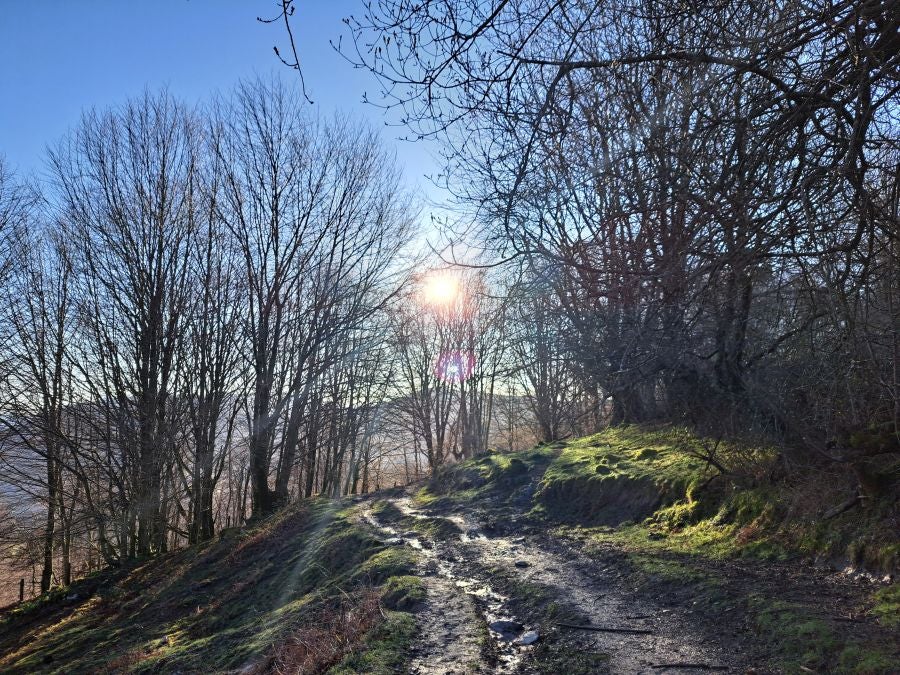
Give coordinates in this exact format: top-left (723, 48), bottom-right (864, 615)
top-left (0, 498), bottom-right (422, 674)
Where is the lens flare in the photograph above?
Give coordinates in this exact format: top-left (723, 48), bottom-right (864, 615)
top-left (435, 350), bottom-right (475, 383)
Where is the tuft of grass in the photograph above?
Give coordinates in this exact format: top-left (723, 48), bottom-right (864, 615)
top-left (357, 547), bottom-right (418, 584)
top-left (870, 584), bottom-right (900, 628)
top-left (402, 514), bottom-right (462, 539)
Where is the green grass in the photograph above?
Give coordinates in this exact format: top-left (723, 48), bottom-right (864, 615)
top-left (379, 575), bottom-right (426, 611)
top-left (752, 597), bottom-right (838, 669)
top-left (871, 584), bottom-right (900, 628)
top-left (835, 645), bottom-right (898, 674)
top-left (0, 498), bottom-right (423, 674)
top-left (357, 547), bottom-right (418, 583)
top-left (746, 596), bottom-right (897, 673)
top-left (402, 514), bottom-right (462, 539)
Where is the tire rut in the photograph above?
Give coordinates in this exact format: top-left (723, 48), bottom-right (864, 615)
top-left (366, 495), bottom-right (764, 674)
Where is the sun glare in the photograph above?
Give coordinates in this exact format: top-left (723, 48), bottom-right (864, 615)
top-left (422, 272), bottom-right (460, 306)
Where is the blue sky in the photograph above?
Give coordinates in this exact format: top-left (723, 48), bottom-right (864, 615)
top-left (0, 1), bottom-right (443, 207)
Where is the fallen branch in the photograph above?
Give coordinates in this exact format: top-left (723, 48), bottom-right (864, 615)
top-left (555, 622), bottom-right (654, 634)
top-left (651, 664), bottom-right (728, 671)
top-left (823, 494), bottom-right (861, 520)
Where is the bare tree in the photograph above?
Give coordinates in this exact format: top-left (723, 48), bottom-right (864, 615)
top-left (50, 91), bottom-right (200, 556)
top-left (215, 78), bottom-right (414, 517)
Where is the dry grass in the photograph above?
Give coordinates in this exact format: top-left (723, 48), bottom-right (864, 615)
top-left (735, 520), bottom-right (763, 546)
top-left (98, 648), bottom-right (148, 673)
top-left (270, 589), bottom-right (382, 674)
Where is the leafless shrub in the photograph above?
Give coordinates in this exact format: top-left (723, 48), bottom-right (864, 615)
top-left (270, 589), bottom-right (382, 674)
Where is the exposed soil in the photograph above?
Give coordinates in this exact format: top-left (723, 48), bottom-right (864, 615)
top-left (360, 489), bottom-right (897, 674)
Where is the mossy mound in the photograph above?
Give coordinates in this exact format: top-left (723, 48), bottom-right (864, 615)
top-left (380, 576), bottom-right (426, 611)
top-left (422, 446), bottom-right (557, 507)
top-left (535, 426), bottom-right (713, 525)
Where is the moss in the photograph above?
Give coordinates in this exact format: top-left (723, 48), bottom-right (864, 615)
top-left (423, 446), bottom-right (556, 508)
top-left (370, 500), bottom-right (404, 523)
top-left (544, 429), bottom-right (893, 572)
top-left (652, 498), bottom-right (700, 528)
top-left (535, 426), bottom-right (715, 524)
top-left (870, 584), bottom-right (900, 628)
top-left (412, 486), bottom-right (442, 507)
top-left (379, 576), bottom-right (426, 611)
top-left (357, 547), bottom-right (418, 583)
top-left (402, 515), bottom-right (462, 539)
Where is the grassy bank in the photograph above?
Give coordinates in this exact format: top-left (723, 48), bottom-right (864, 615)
top-left (0, 499), bottom-right (420, 674)
top-left (422, 424), bottom-right (899, 673)
top-left (427, 425), bottom-right (899, 573)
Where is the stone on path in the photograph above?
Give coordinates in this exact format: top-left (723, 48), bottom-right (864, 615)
top-left (516, 630), bottom-right (539, 646)
top-left (489, 618), bottom-right (524, 639)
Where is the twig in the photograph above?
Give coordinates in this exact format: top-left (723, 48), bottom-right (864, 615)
top-left (651, 664), bottom-right (728, 671)
top-left (555, 622), bottom-right (654, 634)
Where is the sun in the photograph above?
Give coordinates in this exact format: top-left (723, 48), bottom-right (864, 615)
top-left (422, 272), bottom-right (460, 307)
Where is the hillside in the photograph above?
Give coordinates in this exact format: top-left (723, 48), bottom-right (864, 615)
top-left (1, 426), bottom-right (897, 674)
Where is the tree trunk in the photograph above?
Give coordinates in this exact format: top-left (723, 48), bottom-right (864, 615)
top-left (40, 454), bottom-right (56, 593)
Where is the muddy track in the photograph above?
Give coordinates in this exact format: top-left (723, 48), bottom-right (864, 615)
top-left (362, 501), bottom-right (534, 674)
top-left (362, 495), bottom-right (764, 674)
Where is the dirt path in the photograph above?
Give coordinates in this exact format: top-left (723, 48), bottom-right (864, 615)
top-left (362, 505), bottom-right (488, 674)
top-left (362, 495), bottom-right (762, 674)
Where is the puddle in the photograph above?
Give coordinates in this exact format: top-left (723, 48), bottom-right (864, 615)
top-left (363, 498), bottom-right (535, 673)
top-left (362, 511), bottom-right (427, 550)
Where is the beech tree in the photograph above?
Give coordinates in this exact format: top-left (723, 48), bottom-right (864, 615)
top-left (50, 91), bottom-right (200, 556)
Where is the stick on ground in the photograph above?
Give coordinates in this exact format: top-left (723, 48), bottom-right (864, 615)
top-left (555, 622), bottom-right (654, 635)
